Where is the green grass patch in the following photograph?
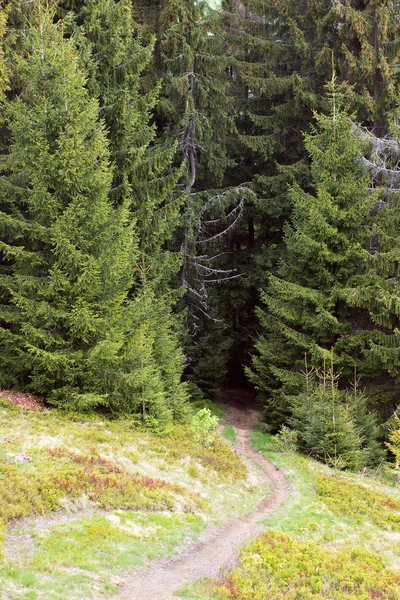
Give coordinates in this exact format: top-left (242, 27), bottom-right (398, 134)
top-left (222, 426), bottom-right (236, 444)
top-left (1, 512), bottom-right (205, 599)
top-left (32, 512), bottom-right (204, 572)
top-left (182, 428), bottom-right (400, 600)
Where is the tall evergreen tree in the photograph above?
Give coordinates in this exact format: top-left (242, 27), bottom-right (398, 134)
top-left (0, 5), bottom-right (189, 423)
top-left (216, 0), bottom-right (400, 388)
top-left (55, 0), bottom-right (190, 416)
top-left (0, 6), bottom-right (134, 408)
top-left (334, 0), bottom-right (400, 132)
top-left (130, 0), bottom-right (254, 388)
top-left (247, 80), bottom-right (378, 428)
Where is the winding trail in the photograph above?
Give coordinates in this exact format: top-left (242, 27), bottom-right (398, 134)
top-left (113, 391), bottom-right (290, 600)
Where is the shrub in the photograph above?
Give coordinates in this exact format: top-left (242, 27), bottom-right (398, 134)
top-left (316, 475), bottom-right (400, 531)
top-left (386, 415), bottom-right (400, 480)
top-left (289, 362), bottom-right (384, 470)
top-left (213, 530), bottom-right (400, 599)
top-left (192, 408), bottom-right (219, 448)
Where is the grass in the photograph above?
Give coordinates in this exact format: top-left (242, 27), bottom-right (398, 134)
top-left (0, 396), bottom-right (266, 599)
top-left (180, 427), bottom-right (400, 599)
top-left (1, 512), bottom-right (204, 599)
top-left (222, 425), bottom-right (236, 444)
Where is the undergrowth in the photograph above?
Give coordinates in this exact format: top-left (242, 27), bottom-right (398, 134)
top-left (212, 530), bottom-right (400, 599)
top-left (316, 475), bottom-right (400, 531)
top-left (0, 447), bottom-right (201, 523)
top-left (0, 398), bottom-right (246, 533)
top-left (0, 395), bottom-right (257, 599)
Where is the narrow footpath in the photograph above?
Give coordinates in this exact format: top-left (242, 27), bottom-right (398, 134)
top-left (113, 391), bottom-right (290, 600)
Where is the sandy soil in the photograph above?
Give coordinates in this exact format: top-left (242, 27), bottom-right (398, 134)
top-left (113, 391), bottom-right (290, 600)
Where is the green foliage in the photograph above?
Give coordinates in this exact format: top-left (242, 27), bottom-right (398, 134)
top-left (288, 360), bottom-right (385, 470)
top-left (0, 5), bottom-right (189, 426)
top-left (316, 475), bottom-right (400, 532)
top-left (386, 415), bottom-right (400, 480)
top-left (0, 6), bottom-right (135, 408)
top-left (213, 530), bottom-right (400, 599)
top-left (247, 82), bottom-right (395, 440)
top-left (0, 6), bottom-right (9, 103)
top-left (191, 408), bottom-right (219, 448)
top-left (275, 425), bottom-right (298, 454)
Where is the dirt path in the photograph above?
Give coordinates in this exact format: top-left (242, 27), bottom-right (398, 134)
top-left (113, 397), bottom-right (290, 600)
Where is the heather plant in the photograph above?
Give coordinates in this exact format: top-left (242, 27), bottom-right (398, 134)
top-left (212, 530), bottom-right (400, 599)
top-left (316, 475), bottom-right (400, 531)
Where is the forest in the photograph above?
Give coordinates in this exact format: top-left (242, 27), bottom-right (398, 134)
top-left (2, 0), bottom-right (400, 472)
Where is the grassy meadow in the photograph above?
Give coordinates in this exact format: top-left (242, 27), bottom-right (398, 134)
top-left (0, 396), bottom-right (266, 599)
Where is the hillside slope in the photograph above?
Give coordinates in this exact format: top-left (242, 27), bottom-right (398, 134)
top-left (0, 394), bottom-right (266, 599)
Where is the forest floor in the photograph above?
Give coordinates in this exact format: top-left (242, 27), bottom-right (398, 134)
top-left (112, 390), bottom-right (290, 600)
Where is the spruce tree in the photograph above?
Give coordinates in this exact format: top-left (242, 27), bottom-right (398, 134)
top-left (55, 0), bottom-right (190, 418)
top-left (0, 4), bottom-right (9, 102)
top-left (217, 1), bottom-right (400, 384)
top-left (246, 79), bottom-right (376, 428)
top-left (0, 6), bottom-right (138, 410)
top-left (341, 123), bottom-right (400, 412)
top-left (333, 0), bottom-right (400, 132)
top-left (159, 0), bottom-right (241, 312)
top-left (131, 0), bottom-right (253, 388)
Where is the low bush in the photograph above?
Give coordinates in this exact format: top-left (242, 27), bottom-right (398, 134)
top-left (192, 408), bottom-right (219, 448)
top-left (316, 475), bottom-right (400, 531)
top-left (213, 530), bottom-right (400, 599)
top-left (0, 447), bottom-right (201, 526)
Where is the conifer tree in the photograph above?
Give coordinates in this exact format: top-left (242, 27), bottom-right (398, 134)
top-left (246, 79), bottom-right (376, 428)
top-left (0, 4), bottom-right (9, 102)
top-left (334, 0), bottom-right (400, 132)
top-left (341, 123), bottom-right (400, 409)
top-left (131, 0), bottom-right (253, 388)
top-left (218, 1), bottom-right (400, 384)
top-left (55, 0), bottom-right (190, 417)
top-left (0, 5), bottom-right (138, 410)
top-left (160, 0), bottom-right (244, 323)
